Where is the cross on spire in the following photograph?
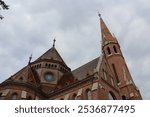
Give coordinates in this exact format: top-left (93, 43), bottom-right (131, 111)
top-left (98, 12), bottom-right (101, 18)
top-left (53, 38), bottom-right (56, 48)
top-left (28, 54), bottom-right (32, 64)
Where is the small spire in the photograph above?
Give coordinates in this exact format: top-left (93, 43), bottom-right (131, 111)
top-left (0, 15), bottom-right (4, 20)
top-left (28, 54), bottom-right (32, 64)
top-left (53, 38), bottom-right (56, 48)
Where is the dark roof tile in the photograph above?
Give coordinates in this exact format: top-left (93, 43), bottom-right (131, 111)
top-left (72, 56), bottom-right (101, 80)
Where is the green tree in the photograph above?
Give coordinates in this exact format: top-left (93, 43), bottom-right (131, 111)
top-left (0, 0), bottom-right (9, 20)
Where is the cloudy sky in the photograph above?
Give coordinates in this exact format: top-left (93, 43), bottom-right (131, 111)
top-left (0, 0), bottom-right (150, 99)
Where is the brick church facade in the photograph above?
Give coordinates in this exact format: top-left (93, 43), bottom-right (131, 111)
top-left (0, 16), bottom-right (142, 100)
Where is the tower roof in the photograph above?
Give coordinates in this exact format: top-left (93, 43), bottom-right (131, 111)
top-left (100, 17), bottom-right (117, 48)
top-left (35, 47), bottom-right (67, 66)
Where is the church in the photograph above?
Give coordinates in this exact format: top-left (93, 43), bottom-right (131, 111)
top-left (0, 15), bottom-right (142, 100)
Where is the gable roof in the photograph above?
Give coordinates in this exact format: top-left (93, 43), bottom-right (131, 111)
top-left (72, 56), bottom-right (101, 80)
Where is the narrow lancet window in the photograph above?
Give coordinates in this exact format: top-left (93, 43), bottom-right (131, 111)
top-left (86, 89), bottom-right (92, 100)
top-left (113, 46), bottom-right (117, 53)
top-left (11, 93), bottom-right (17, 100)
top-left (107, 47), bottom-right (111, 55)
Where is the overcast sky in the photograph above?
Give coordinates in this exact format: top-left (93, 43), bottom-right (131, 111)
top-left (0, 0), bottom-right (150, 99)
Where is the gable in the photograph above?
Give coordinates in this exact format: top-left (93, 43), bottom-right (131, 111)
top-left (4, 65), bottom-right (40, 86)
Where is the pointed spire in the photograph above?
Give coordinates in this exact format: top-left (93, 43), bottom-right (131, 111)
top-left (99, 16), bottom-right (117, 48)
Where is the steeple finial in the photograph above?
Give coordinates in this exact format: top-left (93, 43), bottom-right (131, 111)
top-left (53, 38), bottom-right (56, 48)
top-left (98, 12), bottom-right (101, 18)
top-left (28, 54), bottom-right (32, 64)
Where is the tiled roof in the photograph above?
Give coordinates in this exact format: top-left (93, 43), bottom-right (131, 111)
top-left (72, 56), bottom-right (101, 80)
top-left (35, 47), bottom-right (67, 66)
top-left (4, 65), bottom-right (40, 85)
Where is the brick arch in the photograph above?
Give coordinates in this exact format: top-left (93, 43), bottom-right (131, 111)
top-left (11, 92), bottom-right (18, 100)
top-left (107, 47), bottom-right (111, 55)
top-left (113, 45), bottom-right (118, 53)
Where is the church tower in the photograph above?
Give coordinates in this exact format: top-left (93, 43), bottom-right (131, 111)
top-left (100, 16), bottom-right (142, 99)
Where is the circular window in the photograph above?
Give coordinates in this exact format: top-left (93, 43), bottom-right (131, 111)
top-left (44, 73), bottom-right (54, 82)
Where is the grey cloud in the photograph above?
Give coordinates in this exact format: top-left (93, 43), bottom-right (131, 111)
top-left (0, 0), bottom-right (149, 99)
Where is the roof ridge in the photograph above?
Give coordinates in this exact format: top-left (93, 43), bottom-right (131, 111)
top-left (34, 47), bottom-right (67, 66)
top-left (72, 56), bottom-right (100, 80)
top-left (72, 57), bottom-right (99, 72)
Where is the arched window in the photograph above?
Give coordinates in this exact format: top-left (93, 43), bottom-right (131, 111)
top-left (86, 89), bottom-right (92, 100)
top-left (72, 94), bottom-right (77, 100)
top-left (11, 93), bottom-right (17, 100)
top-left (54, 65), bottom-right (57, 68)
top-left (107, 47), bottom-right (111, 55)
top-left (103, 69), bottom-right (107, 80)
top-left (112, 64), bottom-right (119, 83)
top-left (111, 77), bottom-right (114, 86)
top-left (108, 91), bottom-right (116, 100)
top-left (19, 77), bottom-right (23, 81)
top-left (0, 92), bottom-right (2, 97)
top-left (122, 95), bottom-right (126, 100)
top-left (65, 82), bottom-right (69, 86)
top-left (27, 96), bottom-right (32, 100)
top-left (113, 46), bottom-right (117, 53)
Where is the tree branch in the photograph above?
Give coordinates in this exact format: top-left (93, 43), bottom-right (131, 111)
top-left (0, 0), bottom-right (9, 20)
top-left (0, 0), bottom-right (9, 10)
